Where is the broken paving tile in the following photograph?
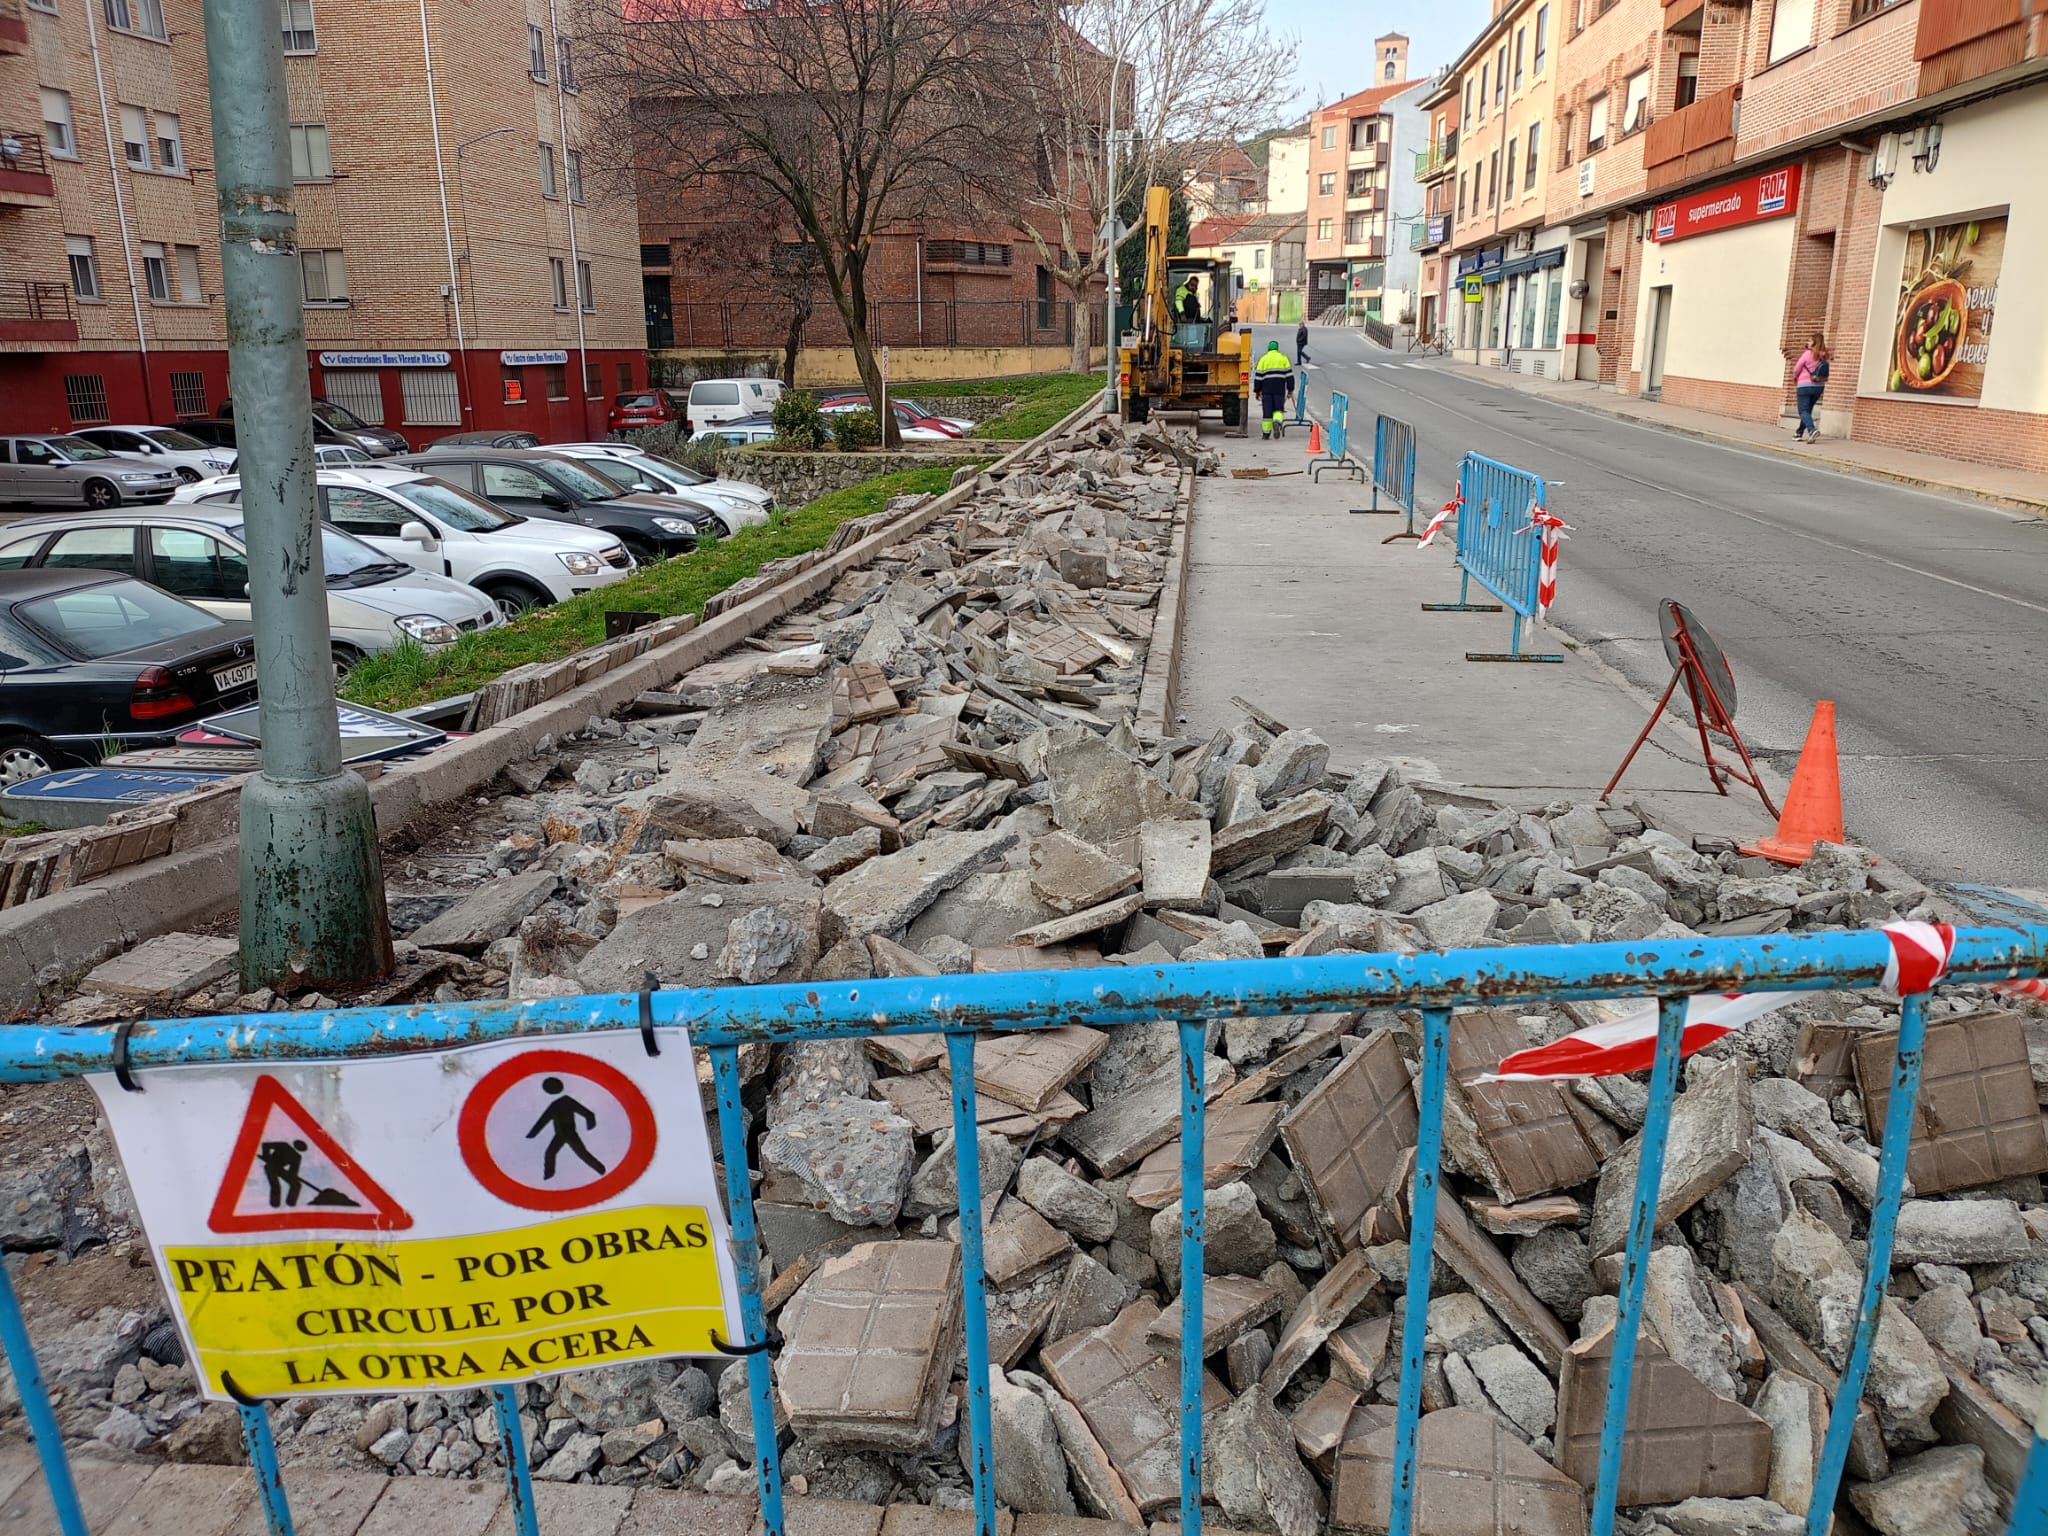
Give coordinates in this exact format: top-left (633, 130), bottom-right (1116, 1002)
top-left (1446, 1009), bottom-right (1602, 1204)
top-left (823, 826), bottom-right (1017, 940)
top-left (1326, 1315), bottom-right (1393, 1392)
top-left (1140, 819), bottom-right (1212, 910)
top-left (953, 1200), bottom-right (1074, 1289)
top-left (832, 661), bottom-right (900, 725)
top-left (973, 1025), bottom-right (1109, 1111)
top-left (664, 836), bottom-right (814, 885)
top-left (1291, 1378), bottom-right (1361, 1475)
top-left (1209, 792), bottom-right (1331, 873)
top-left (1278, 1030), bottom-right (1418, 1254)
top-left (83, 931), bottom-right (240, 1000)
top-left (1127, 1101), bottom-right (1286, 1211)
top-left (1028, 829), bottom-right (1140, 915)
top-left (1853, 1009), bottom-right (2048, 1194)
top-left (1553, 1323), bottom-right (1772, 1506)
top-left (404, 872), bottom-right (559, 956)
top-left (1145, 1273), bottom-right (1282, 1357)
top-left (1431, 1196), bottom-right (1571, 1376)
top-left (1262, 1247), bottom-right (1381, 1395)
top-left (1061, 1057), bottom-right (1236, 1178)
top-left (1010, 892), bottom-right (1145, 947)
top-left (1332, 1407), bottom-right (1588, 1536)
top-left (1794, 1019), bottom-right (1872, 1106)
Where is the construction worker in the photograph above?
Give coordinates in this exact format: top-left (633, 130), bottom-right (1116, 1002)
top-left (1254, 340), bottom-right (1293, 439)
top-left (1178, 275), bottom-right (1203, 322)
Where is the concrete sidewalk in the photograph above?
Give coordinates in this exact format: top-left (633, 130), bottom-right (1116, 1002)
top-left (1432, 354), bottom-right (2048, 516)
top-left (1175, 423), bottom-right (1781, 846)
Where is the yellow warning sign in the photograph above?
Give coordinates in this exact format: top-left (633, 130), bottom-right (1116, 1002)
top-left (165, 1205), bottom-right (727, 1397)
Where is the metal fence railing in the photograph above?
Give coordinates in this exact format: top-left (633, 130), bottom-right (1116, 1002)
top-left (1422, 449), bottom-right (1563, 662)
top-left (650, 300), bottom-right (1095, 354)
top-left (4, 930), bottom-right (2048, 1536)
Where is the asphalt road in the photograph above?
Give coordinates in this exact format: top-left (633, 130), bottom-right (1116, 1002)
top-left (1249, 323), bottom-right (2048, 887)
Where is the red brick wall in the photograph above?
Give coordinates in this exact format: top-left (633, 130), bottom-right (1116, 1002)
top-left (1657, 374), bottom-right (1786, 422)
top-left (1854, 397), bottom-right (2048, 475)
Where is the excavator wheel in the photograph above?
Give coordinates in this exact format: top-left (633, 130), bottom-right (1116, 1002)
top-left (1220, 395), bottom-right (1243, 428)
top-left (1124, 394), bottom-right (1150, 424)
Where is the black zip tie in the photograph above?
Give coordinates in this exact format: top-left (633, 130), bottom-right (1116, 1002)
top-left (220, 1370), bottom-right (262, 1407)
top-left (639, 972), bottom-right (660, 1057)
top-left (709, 1326), bottom-right (782, 1357)
top-left (112, 1022), bottom-right (143, 1093)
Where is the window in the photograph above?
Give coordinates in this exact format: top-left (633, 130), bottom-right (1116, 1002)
top-left (1559, 111), bottom-right (1575, 168)
top-left (528, 22), bottom-right (548, 79)
top-left (483, 465), bottom-right (556, 501)
top-left (576, 258), bottom-right (593, 311)
top-left (1316, 217), bottom-right (1333, 242)
top-left (65, 236), bottom-right (99, 301)
top-left (1317, 171), bottom-right (1335, 196)
top-left (555, 35), bottom-right (575, 90)
top-left (175, 245), bottom-right (202, 302)
top-left (119, 104), bottom-right (150, 169)
top-left (1525, 123), bottom-right (1540, 190)
top-left (500, 365), bottom-right (527, 405)
top-left (170, 371), bottom-right (208, 416)
top-left (321, 370), bottom-right (383, 423)
top-left (400, 370), bottom-right (460, 426)
top-left (1676, 55), bottom-right (1699, 111)
top-left (324, 486), bottom-right (410, 537)
top-left (1345, 213), bottom-right (1367, 243)
top-left (41, 90), bottom-right (76, 159)
top-left (1850, 0), bottom-right (1907, 17)
top-left (46, 527), bottom-right (138, 575)
top-left (63, 375), bottom-right (110, 424)
top-left (156, 112), bottom-right (182, 171)
top-left (1534, 6), bottom-right (1548, 71)
top-left (1622, 70), bottom-right (1650, 135)
top-left (1350, 119), bottom-right (1375, 150)
top-left (1478, 64), bottom-right (1488, 117)
top-left (1320, 124), bottom-right (1335, 150)
top-left (1768, 0), bottom-right (1815, 62)
top-left (1587, 93), bottom-right (1609, 151)
top-left (1457, 171), bottom-right (1467, 221)
top-left (289, 123), bottom-right (332, 180)
top-left (1253, 248), bottom-right (1265, 270)
top-left (549, 256), bottom-right (569, 310)
top-left (924, 240), bottom-right (1010, 265)
top-left (300, 248), bottom-right (348, 305)
top-left (616, 363), bottom-right (632, 392)
top-left (566, 149), bottom-right (583, 204)
top-left (281, 0), bottom-right (315, 52)
top-left (149, 528), bottom-right (248, 603)
top-left (141, 241), bottom-right (170, 302)
top-left (1496, 44), bottom-right (1507, 103)
top-left (1347, 167), bottom-right (1371, 197)
top-left (589, 361), bottom-right (606, 395)
top-left (1514, 28), bottom-right (1524, 90)
top-left (103, 0), bottom-right (166, 39)
top-left (1488, 150), bottom-right (1499, 207)
top-left (1464, 79), bottom-right (1475, 125)
top-left (1504, 138), bottom-right (1517, 196)
top-left (544, 363), bottom-right (567, 400)
top-left (539, 142), bottom-right (558, 198)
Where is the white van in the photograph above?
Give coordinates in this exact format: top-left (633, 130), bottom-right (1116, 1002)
top-left (686, 377), bottom-right (784, 436)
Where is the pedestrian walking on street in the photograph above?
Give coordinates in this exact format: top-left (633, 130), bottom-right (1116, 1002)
top-left (1295, 320), bottom-right (1310, 364)
top-left (1254, 341), bottom-right (1294, 439)
top-left (1793, 334), bottom-right (1830, 443)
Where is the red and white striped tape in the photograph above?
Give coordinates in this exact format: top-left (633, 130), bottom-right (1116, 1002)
top-left (1513, 504), bottom-right (1572, 624)
top-left (1416, 491), bottom-right (1461, 549)
top-left (1481, 921), bottom-right (2044, 1081)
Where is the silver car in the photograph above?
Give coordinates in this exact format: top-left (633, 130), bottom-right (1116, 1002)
top-left (0, 434), bottom-right (182, 509)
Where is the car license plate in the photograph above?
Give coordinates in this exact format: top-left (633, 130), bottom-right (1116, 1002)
top-left (213, 661), bottom-right (258, 692)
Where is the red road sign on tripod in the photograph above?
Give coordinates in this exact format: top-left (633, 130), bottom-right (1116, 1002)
top-left (1603, 599), bottom-right (1779, 818)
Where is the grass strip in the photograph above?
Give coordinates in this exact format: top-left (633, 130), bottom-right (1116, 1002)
top-left (339, 463), bottom-right (968, 714)
top-left (909, 372), bottom-right (1104, 440)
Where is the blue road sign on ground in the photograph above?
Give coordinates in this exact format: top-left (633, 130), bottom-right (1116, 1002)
top-left (0, 767), bottom-right (234, 830)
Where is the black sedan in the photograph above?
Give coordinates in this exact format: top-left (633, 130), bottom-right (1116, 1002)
top-left (394, 448), bottom-right (706, 564)
top-left (421, 430), bottom-right (543, 450)
top-left (0, 569), bottom-right (258, 784)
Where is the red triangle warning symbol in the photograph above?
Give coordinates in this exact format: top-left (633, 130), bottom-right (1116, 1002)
top-left (207, 1076), bottom-right (413, 1234)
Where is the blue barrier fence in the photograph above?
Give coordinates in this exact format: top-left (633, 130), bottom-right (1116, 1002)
top-left (1422, 450), bottom-right (1562, 662)
top-left (1310, 388), bottom-right (1364, 484)
top-left (1368, 414), bottom-right (1419, 539)
top-left (4, 928), bottom-right (2048, 1536)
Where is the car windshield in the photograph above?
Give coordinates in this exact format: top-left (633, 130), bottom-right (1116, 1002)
top-left (401, 478), bottom-right (522, 532)
top-left (614, 393), bottom-right (657, 409)
top-left (637, 452), bottom-right (709, 486)
top-left (541, 459), bottom-right (627, 500)
top-left (233, 521), bottom-right (406, 586)
top-left (310, 400), bottom-right (371, 433)
top-left (47, 435), bottom-right (115, 461)
top-left (17, 577), bottom-right (221, 659)
top-left (146, 429), bottom-right (211, 451)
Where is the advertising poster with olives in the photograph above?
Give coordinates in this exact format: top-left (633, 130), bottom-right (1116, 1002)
top-left (1888, 213), bottom-right (2005, 401)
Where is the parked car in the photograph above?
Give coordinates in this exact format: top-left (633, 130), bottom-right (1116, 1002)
top-left (0, 434), bottom-right (182, 509)
top-left (424, 429), bottom-right (543, 450)
top-left (690, 416), bottom-right (778, 448)
top-left (395, 448), bottom-right (704, 563)
top-left (316, 444), bottom-right (379, 466)
top-left (73, 426), bottom-right (237, 482)
top-left (0, 507), bottom-right (501, 679)
top-left (217, 396), bottom-right (410, 457)
top-left (890, 397), bottom-right (976, 434)
top-left (175, 412), bottom-right (383, 457)
top-left (685, 377), bottom-right (783, 436)
top-left (177, 466), bottom-right (632, 618)
top-left (606, 389), bottom-right (685, 434)
top-left (549, 443), bottom-right (773, 537)
top-left (0, 568), bottom-right (259, 783)
top-left (819, 394), bottom-right (971, 437)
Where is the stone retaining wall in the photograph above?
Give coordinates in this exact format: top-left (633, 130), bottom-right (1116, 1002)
top-left (711, 446), bottom-right (985, 508)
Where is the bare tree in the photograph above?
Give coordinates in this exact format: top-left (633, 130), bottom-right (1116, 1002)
top-left (578, 0), bottom-right (1015, 446)
top-left (656, 177), bottom-right (823, 387)
top-left (985, 0), bottom-right (1297, 372)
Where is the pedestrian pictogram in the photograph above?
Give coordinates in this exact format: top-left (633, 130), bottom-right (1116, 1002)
top-left (207, 1075), bottom-right (412, 1234)
top-left (458, 1048), bottom-right (656, 1212)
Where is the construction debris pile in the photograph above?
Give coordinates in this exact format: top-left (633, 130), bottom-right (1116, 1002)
top-left (5, 415), bottom-right (2045, 1536)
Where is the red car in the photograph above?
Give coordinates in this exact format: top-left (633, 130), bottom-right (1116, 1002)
top-left (817, 394), bottom-right (967, 438)
top-left (607, 389), bottom-right (685, 433)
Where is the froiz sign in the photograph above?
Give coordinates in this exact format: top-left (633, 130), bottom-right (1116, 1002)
top-left (1649, 165), bottom-right (1802, 244)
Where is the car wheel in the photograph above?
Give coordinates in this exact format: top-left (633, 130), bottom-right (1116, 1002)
top-left (482, 581), bottom-right (547, 622)
top-left (332, 643), bottom-right (363, 685)
top-left (175, 467), bottom-right (202, 483)
top-left (620, 535), bottom-right (663, 566)
top-left (82, 478), bottom-right (120, 510)
top-left (0, 733), bottom-right (58, 786)
top-left (713, 518), bottom-right (735, 540)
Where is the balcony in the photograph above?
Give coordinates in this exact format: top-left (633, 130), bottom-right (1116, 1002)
top-left (1342, 237), bottom-right (1387, 260)
top-left (1915, 0), bottom-right (2030, 94)
top-left (1414, 130), bottom-right (1459, 180)
top-left (0, 130), bottom-right (56, 207)
top-left (0, 1), bottom-right (27, 54)
top-left (0, 281), bottom-right (78, 347)
top-left (1345, 186), bottom-right (1382, 210)
top-left (1643, 84), bottom-right (1737, 192)
top-left (1346, 140), bottom-right (1389, 168)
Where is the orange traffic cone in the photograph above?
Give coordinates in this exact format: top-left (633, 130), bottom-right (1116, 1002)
top-left (1742, 701), bottom-right (1844, 866)
top-left (1306, 420), bottom-right (1324, 455)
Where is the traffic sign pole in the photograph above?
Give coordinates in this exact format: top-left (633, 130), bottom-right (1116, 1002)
top-left (201, 0), bottom-right (393, 993)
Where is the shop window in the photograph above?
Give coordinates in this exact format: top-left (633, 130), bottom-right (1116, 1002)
top-left (169, 371), bottom-right (208, 418)
top-left (400, 369), bottom-right (460, 427)
top-left (544, 364), bottom-right (567, 400)
top-left (502, 364), bottom-right (527, 405)
top-left (322, 370), bottom-right (385, 424)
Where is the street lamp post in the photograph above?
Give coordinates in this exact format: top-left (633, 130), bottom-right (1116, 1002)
top-left (454, 125), bottom-right (520, 415)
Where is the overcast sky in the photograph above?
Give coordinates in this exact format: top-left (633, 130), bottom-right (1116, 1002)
top-left (1262, 0), bottom-right (1491, 117)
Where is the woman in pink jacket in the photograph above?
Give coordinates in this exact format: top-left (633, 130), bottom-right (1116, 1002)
top-left (1793, 333), bottom-right (1829, 443)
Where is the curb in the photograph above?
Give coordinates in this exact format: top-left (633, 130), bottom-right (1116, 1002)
top-left (0, 394), bottom-right (1108, 1017)
top-left (1134, 461), bottom-right (1196, 742)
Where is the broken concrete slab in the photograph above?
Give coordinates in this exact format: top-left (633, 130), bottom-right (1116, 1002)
top-left (1446, 1010), bottom-right (1602, 1204)
top-left (1588, 1058), bottom-right (1753, 1258)
top-left (1061, 1058), bottom-right (1235, 1178)
top-left (578, 880), bottom-right (822, 992)
top-left (1209, 793), bottom-right (1331, 873)
top-left (1330, 1407), bottom-right (1587, 1536)
top-left (82, 931), bottom-right (240, 1000)
top-left (1043, 731), bottom-right (1202, 847)
top-left (1751, 1371), bottom-right (1827, 1517)
top-left (1430, 1197), bottom-right (1571, 1376)
top-left (645, 771), bottom-right (802, 847)
top-left (1145, 1274), bottom-right (1282, 1358)
top-left (1262, 1248), bottom-right (1381, 1396)
top-left (1028, 831), bottom-right (1140, 916)
top-left (1015, 1158), bottom-right (1118, 1244)
top-left (1139, 820), bottom-right (1212, 911)
top-left (1278, 1030), bottom-right (1417, 1255)
top-left (1011, 893), bottom-right (1145, 947)
top-left (761, 1098), bottom-right (918, 1227)
top-left (1853, 1009), bottom-right (2048, 1194)
top-left (1127, 1101), bottom-right (1285, 1212)
top-left (1204, 1385), bottom-right (1325, 1536)
top-left (824, 826), bottom-right (1018, 940)
top-left (1892, 1198), bottom-right (2035, 1265)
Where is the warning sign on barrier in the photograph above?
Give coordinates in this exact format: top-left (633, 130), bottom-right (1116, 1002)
top-left (91, 1030), bottom-right (741, 1401)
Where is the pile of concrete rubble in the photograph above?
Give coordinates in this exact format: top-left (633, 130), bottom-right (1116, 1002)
top-left (6, 415), bottom-right (2046, 1536)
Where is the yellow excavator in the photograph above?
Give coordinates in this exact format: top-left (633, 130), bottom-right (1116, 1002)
top-left (1118, 184), bottom-right (1253, 432)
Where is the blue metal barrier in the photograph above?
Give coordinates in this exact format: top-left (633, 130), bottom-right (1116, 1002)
top-left (3, 928), bottom-right (2047, 1536)
top-left (1310, 390), bottom-right (1364, 485)
top-left (1422, 450), bottom-right (1563, 662)
top-left (1367, 414), bottom-right (1419, 539)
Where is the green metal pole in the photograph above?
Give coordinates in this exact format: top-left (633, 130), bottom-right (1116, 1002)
top-left (202, 0), bottom-right (394, 992)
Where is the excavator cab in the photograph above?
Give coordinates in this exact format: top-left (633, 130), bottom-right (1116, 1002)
top-left (1119, 186), bottom-right (1252, 432)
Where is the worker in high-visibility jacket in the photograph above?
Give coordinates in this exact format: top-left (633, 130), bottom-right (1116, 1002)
top-left (1254, 341), bottom-right (1294, 440)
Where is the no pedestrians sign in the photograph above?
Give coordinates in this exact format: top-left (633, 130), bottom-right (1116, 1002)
top-left (91, 1031), bottom-right (741, 1401)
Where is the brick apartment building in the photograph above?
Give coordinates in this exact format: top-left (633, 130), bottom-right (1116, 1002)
top-left (1416, 0), bottom-right (2048, 472)
top-left (1, 0), bottom-right (644, 444)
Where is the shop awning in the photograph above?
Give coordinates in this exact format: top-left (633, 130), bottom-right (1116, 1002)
top-left (1484, 248), bottom-right (1568, 283)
